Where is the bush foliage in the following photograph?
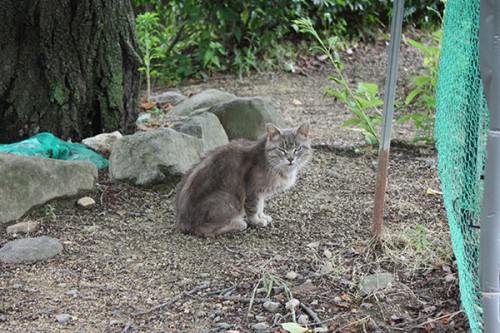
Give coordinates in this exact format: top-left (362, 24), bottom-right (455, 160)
top-left (134, 0), bottom-right (443, 84)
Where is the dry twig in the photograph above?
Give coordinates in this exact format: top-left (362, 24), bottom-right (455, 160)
top-left (131, 283), bottom-right (209, 317)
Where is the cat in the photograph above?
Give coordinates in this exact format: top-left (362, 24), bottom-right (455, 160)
top-left (174, 122), bottom-right (312, 237)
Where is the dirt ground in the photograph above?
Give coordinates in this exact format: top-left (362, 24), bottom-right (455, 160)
top-left (0, 38), bottom-right (469, 332)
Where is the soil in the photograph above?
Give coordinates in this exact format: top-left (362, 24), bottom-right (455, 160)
top-left (0, 38), bottom-right (469, 332)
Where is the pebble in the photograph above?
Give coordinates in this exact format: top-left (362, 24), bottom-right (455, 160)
top-left (77, 196), bottom-right (95, 208)
top-left (66, 289), bottom-right (79, 296)
top-left (6, 221), bottom-right (39, 235)
top-left (298, 314), bottom-right (309, 325)
top-left (215, 322), bottom-right (231, 329)
top-left (263, 301), bottom-right (280, 313)
top-left (319, 261), bottom-right (334, 274)
top-left (323, 249), bottom-right (333, 259)
top-left (314, 328), bottom-right (329, 333)
top-left (11, 283), bottom-right (23, 289)
top-left (445, 274), bottom-right (455, 282)
top-left (255, 315), bottom-right (266, 322)
top-left (252, 322), bottom-right (269, 330)
top-left (55, 313), bottom-right (70, 324)
top-left (285, 298), bottom-right (300, 310)
top-left (285, 271), bottom-right (298, 280)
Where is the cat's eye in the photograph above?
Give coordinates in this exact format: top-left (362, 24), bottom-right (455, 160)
top-left (294, 146), bottom-right (302, 154)
top-left (276, 148), bottom-right (286, 155)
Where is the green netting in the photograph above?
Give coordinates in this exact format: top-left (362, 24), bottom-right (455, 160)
top-left (435, 0), bottom-right (488, 332)
top-left (0, 132), bottom-right (109, 169)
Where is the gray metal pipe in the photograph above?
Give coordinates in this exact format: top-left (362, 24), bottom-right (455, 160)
top-left (479, 0), bottom-right (500, 331)
top-left (372, 0), bottom-right (405, 238)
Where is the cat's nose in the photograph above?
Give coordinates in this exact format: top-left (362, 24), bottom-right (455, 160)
top-left (287, 157), bottom-right (294, 163)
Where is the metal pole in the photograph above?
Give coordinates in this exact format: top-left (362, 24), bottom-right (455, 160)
top-left (372, 0), bottom-right (405, 239)
top-left (479, 0), bottom-right (500, 331)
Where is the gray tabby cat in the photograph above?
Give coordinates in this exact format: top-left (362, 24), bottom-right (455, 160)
top-left (175, 122), bottom-right (311, 237)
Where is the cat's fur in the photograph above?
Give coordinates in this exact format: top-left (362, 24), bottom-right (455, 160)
top-left (174, 123), bottom-right (311, 237)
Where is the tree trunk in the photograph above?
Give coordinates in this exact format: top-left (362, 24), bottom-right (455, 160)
top-left (0, 0), bottom-right (142, 143)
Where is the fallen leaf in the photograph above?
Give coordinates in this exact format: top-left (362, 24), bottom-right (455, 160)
top-left (140, 101), bottom-right (158, 110)
top-left (426, 188), bottom-right (442, 195)
top-left (340, 293), bottom-right (352, 302)
top-left (292, 98), bottom-right (303, 105)
top-left (281, 322), bottom-right (308, 333)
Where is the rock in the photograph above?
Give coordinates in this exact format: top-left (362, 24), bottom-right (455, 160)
top-left (323, 249), bottom-right (333, 259)
top-left (319, 261), bottom-right (334, 274)
top-left (252, 322), bottom-right (269, 330)
top-left (0, 152), bottom-right (97, 224)
top-left (109, 129), bottom-right (205, 186)
top-left (82, 131), bottom-right (122, 157)
top-left (314, 328), bottom-right (329, 333)
top-left (207, 97), bottom-right (288, 140)
top-left (150, 91), bottom-right (186, 105)
top-left (0, 236), bottom-right (63, 264)
top-left (77, 196), bottom-right (95, 208)
top-left (169, 89), bottom-right (235, 116)
top-left (215, 322), bottom-right (231, 329)
top-left (445, 273), bottom-right (455, 283)
top-left (6, 221), bottom-right (39, 235)
top-left (292, 279), bottom-right (316, 295)
top-left (263, 301), bottom-right (280, 313)
top-left (55, 313), bottom-right (70, 324)
top-left (172, 112), bottom-right (229, 152)
top-left (285, 298), bottom-right (300, 310)
top-left (66, 289), bottom-right (79, 296)
top-left (254, 315), bottom-right (266, 322)
top-left (360, 273), bottom-right (395, 296)
top-left (285, 271), bottom-right (298, 280)
top-left (298, 314), bottom-right (309, 325)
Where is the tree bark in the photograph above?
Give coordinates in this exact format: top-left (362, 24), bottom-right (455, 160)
top-left (0, 0), bottom-right (142, 143)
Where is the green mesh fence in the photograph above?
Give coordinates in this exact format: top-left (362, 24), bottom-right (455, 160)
top-left (435, 0), bottom-right (489, 331)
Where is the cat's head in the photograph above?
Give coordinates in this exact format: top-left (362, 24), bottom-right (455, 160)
top-left (265, 122), bottom-right (312, 171)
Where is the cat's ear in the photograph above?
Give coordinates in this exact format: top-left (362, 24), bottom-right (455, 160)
top-left (266, 123), bottom-right (282, 140)
top-left (296, 122), bottom-right (310, 138)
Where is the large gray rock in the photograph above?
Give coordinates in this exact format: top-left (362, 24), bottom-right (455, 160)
top-left (109, 129), bottom-right (205, 186)
top-left (0, 153), bottom-right (98, 223)
top-left (0, 236), bottom-right (63, 263)
top-left (168, 89), bottom-right (236, 116)
top-left (207, 97), bottom-right (288, 140)
top-left (172, 112), bottom-right (228, 152)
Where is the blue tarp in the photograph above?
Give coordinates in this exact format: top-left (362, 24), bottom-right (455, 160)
top-left (0, 132), bottom-right (109, 169)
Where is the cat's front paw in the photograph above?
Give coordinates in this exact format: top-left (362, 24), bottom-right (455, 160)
top-left (261, 213), bottom-right (273, 224)
top-left (248, 215), bottom-right (268, 227)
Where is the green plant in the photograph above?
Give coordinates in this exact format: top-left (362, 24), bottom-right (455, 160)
top-left (405, 223), bottom-right (430, 252)
top-left (136, 12), bottom-right (165, 101)
top-left (249, 269), bottom-right (296, 321)
top-left (294, 18), bottom-right (384, 145)
top-left (397, 29), bottom-right (441, 143)
top-left (45, 204), bottom-right (57, 220)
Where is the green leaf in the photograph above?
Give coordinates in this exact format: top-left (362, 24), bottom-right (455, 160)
top-left (324, 88), bottom-right (347, 101)
top-left (405, 89), bottom-right (422, 104)
top-left (342, 118), bottom-right (362, 127)
top-left (328, 76), bottom-right (347, 87)
top-left (414, 76), bottom-right (431, 87)
top-left (396, 114), bottom-right (415, 124)
top-left (357, 82), bottom-right (379, 100)
top-left (407, 38), bottom-right (432, 57)
top-left (281, 322), bottom-right (308, 333)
